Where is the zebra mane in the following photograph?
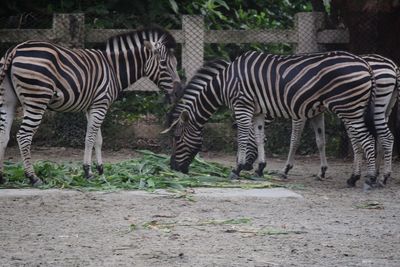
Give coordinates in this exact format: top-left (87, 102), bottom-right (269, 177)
top-left (176, 58), bottom-right (229, 102)
top-left (106, 27), bottom-right (176, 50)
top-left (188, 59), bottom-right (230, 84)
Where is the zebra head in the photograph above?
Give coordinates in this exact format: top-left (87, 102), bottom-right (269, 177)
top-left (162, 109), bottom-right (203, 173)
top-left (162, 59), bottom-right (231, 173)
top-left (105, 28), bottom-right (181, 104)
top-left (143, 39), bottom-right (181, 104)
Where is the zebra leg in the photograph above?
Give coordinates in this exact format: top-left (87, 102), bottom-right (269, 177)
top-left (375, 138), bottom-right (382, 178)
top-left (17, 107), bottom-right (48, 186)
top-left (346, 123), bottom-right (377, 190)
top-left (95, 129), bottom-right (104, 175)
top-left (84, 108), bottom-right (107, 179)
top-left (310, 114), bottom-right (328, 180)
top-left (375, 121), bottom-right (394, 186)
top-left (280, 119), bottom-right (305, 179)
top-left (361, 136), bottom-right (378, 191)
top-left (229, 107), bottom-right (254, 179)
top-left (253, 114), bottom-right (266, 177)
top-left (244, 126), bottom-right (257, 171)
top-left (0, 77), bottom-right (17, 184)
top-left (344, 126), bottom-right (363, 187)
top-left (244, 118), bottom-right (273, 171)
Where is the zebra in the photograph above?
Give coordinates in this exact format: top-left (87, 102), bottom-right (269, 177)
top-left (164, 50), bottom-right (380, 189)
top-left (243, 54), bottom-right (399, 187)
top-left (0, 27), bottom-right (181, 185)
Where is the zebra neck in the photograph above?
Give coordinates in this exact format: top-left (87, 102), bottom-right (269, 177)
top-left (105, 47), bottom-right (146, 91)
top-left (183, 87), bottom-right (223, 127)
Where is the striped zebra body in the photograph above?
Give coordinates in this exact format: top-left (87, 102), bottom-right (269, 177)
top-left (244, 54), bottom-right (398, 186)
top-left (167, 51), bottom-right (379, 188)
top-left (0, 28), bottom-right (180, 185)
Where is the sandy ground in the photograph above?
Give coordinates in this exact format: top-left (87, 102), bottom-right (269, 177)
top-left (0, 146), bottom-right (400, 267)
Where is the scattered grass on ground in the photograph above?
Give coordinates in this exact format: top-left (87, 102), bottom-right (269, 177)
top-left (0, 150), bottom-right (279, 191)
top-left (130, 217), bottom-right (306, 236)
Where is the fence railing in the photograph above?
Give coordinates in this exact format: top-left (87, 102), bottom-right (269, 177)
top-left (0, 12), bottom-right (349, 92)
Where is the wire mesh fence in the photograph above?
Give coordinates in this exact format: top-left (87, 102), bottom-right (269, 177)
top-left (0, 12), bottom-right (398, 159)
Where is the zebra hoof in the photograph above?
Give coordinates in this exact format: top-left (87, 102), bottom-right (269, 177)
top-left (382, 174), bottom-right (390, 185)
top-left (83, 164), bottom-right (94, 179)
top-left (31, 176), bottom-right (43, 187)
top-left (320, 166), bottom-right (328, 178)
top-left (314, 174), bottom-right (324, 181)
top-left (316, 167), bottom-right (328, 181)
top-left (96, 164), bottom-right (104, 175)
top-left (346, 174), bottom-right (360, 187)
top-left (256, 162), bottom-right (266, 176)
top-left (363, 182), bottom-right (373, 192)
top-left (277, 172), bottom-right (288, 179)
top-left (363, 175), bottom-right (379, 191)
top-left (25, 172), bottom-right (43, 186)
top-left (363, 180), bottom-right (380, 191)
top-left (283, 164), bottom-right (293, 175)
top-left (228, 171), bottom-right (240, 180)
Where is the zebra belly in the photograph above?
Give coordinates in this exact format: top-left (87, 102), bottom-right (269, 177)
top-left (48, 88), bottom-right (91, 112)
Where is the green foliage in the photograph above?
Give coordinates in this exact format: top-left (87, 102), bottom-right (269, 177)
top-left (1, 0), bottom-right (312, 35)
top-left (52, 112), bottom-right (86, 147)
top-left (203, 122), bottom-right (236, 152)
top-left (108, 92), bottom-right (169, 123)
top-left (265, 119), bottom-right (292, 155)
top-left (1, 150), bottom-right (277, 191)
top-left (180, 0), bottom-right (312, 29)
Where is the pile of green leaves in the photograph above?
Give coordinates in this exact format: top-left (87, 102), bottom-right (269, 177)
top-left (1, 150), bottom-right (277, 191)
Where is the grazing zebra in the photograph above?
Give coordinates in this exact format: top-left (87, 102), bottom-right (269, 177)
top-left (0, 27), bottom-right (180, 185)
top-left (165, 51), bottom-right (380, 189)
top-left (243, 54), bottom-right (399, 186)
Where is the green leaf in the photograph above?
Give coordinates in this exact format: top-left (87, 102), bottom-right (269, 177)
top-left (215, 0), bottom-right (229, 10)
top-left (169, 0), bottom-right (179, 14)
top-left (355, 200), bottom-right (384, 210)
top-left (201, 217), bottom-right (252, 225)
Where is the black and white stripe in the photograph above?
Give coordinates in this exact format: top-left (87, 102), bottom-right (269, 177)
top-left (244, 54), bottom-right (398, 187)
top-left (0, 27), bottom-right (180, 185)
top-left (167, 51), bottom-right (379, 188)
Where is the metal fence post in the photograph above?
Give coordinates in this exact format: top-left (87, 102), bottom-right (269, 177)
top-left (295, 12), bottom-right (325, 53)
top-left (53, 13), bottom-right (85, 48)
top-left (182, 15), bottom-right (204, 81)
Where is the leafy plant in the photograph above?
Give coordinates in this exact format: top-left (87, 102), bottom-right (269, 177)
top-left (1, 150), bottom-right (278, 191)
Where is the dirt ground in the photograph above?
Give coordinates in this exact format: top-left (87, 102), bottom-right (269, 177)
top-left (0, 146), bottom-right (400, 267)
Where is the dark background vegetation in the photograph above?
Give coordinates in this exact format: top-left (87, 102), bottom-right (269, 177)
top-left (1, 0), bottom-right (399, 157)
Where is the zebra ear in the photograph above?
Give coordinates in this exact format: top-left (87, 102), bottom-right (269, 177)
top-left (143, 40), bottom-right (155, 51)
top-left (160, 110), bottom-right (190, 134)
top-left (160, 118), bottom-right (179, 134)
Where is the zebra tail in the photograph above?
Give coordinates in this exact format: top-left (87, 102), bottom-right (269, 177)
top-left (0, 45), bottom-right (18, 97)
top-left (396, 67), bottom-right (400, 134)
top-left (363, 64), bottom-right (377, 139)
